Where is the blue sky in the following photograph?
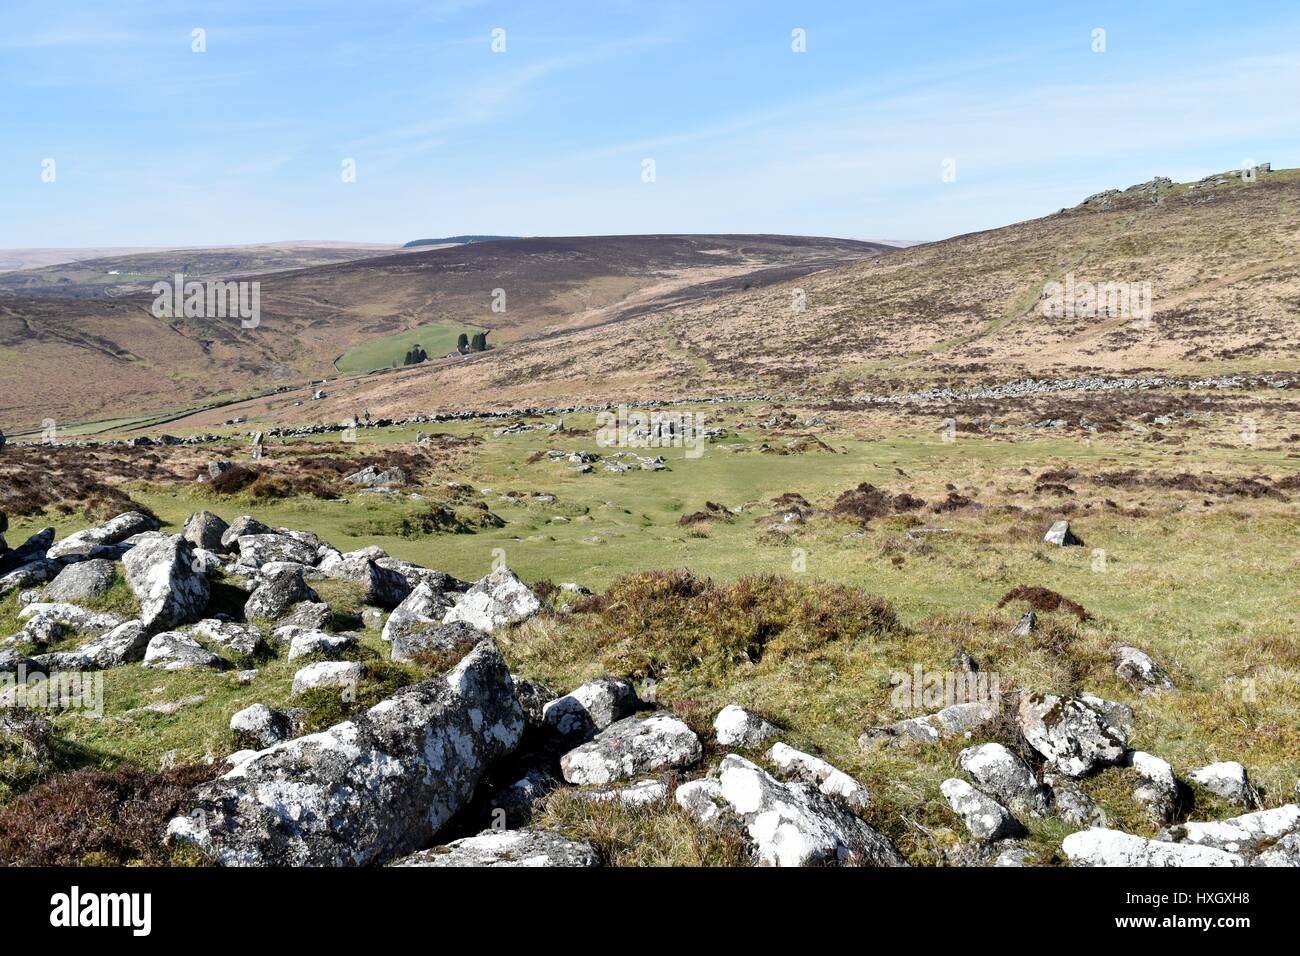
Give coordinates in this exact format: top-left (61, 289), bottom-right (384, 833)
top-left (2, 0), bottom-right (1298, 247)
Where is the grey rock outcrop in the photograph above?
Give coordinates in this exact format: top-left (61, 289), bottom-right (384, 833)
top-left (560, 713), bottom-right (701, 785)
top-left (168, 638), bottom-right (525, 866)
top-left (443, 566), bottom-right (540, 631)
top-left (122, 534), bottom-right (210, 631)
top-left (392, 829), bottom-right (598, 868)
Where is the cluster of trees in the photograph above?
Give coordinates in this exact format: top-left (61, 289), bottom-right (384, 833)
top-left (457, 331), bottom-right (490, 353)
top-left (402, 344), bottom-right (428, 365)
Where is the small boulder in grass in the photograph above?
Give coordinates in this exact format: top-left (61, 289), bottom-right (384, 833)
top-left (1110, 643), bottom-right (1174, 693)
top-left (940, 778), bottom-right (1023, 841)
top-left (1043, 520), bottom-right (1083, 546)
top-left (291, 660), bottom-right (363, 695)
top-left (1188, 761), bottom-right (1259, 808)
top-left (713, 704), bottom-right (780, 748)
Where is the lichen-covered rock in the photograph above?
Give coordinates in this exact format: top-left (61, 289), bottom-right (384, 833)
top-left (443, 566), bottom-right (540, 631)
top-left (941, 778), bottom-right (1023, 841)
top-left (323, 554), bottom-right (410, 609)
top-left (381, 581), bottom-right (454, 643)
top-left (276, 601), bottom-right (333, 632)
top-left (230, 703), bottom-right (295, 749)
top-left (391, 829), bottom-right (599, 868)
top-left (19, 602), bottom-right (127, 645)
top-left (766, 742), bottom-right (869, 809)
top-left (219, 515), bottom-right (272, 550)
top-left (1188, 761), bottom-right (1259, 808)
top-left (1063, 828), bottom-right (1244, 867)
top-left (675, 778), bottom-right (729, 828)
top-left (168, 638), bottom-right (525, 866)
top-left (1044, 772), bottom-right (1106, 827)
top-left (958, 743), bottom-right (1049, 816)
top-left (235, 533), bottom-right (318, 569)
top-left (122, 534), bottom-right (211, 631)
top-left (391, 620), bottom-right (484, 664)
top-left (48, 512), bottom-right (159, 560)
top-left (1254, 833), bottom-right (1300, 867)
top-left (1159, 804), bottom-right (1300, 858)
top-left (143, 631), bottom-right (224, 670)
top-left (287, 630), bottom-right (357, 662)
top-left (560, 713), bottom-right (701, 785)
top-left (859, 699), bottom-right (999, 750)
top-left (291, 660), bottom-right (363, 695)
top-left (542, 677), bottom-right (640, 742)
top-left (244, 565), bottom-right (318, 621)
top-left (191, 619), bottom-right (264, 657)
top-left (714, 705), bottom-right (781, 748)
top-left (1017, 693), bottom-right (1129, 777)
top-left (183, 511), bottom-right (230, 553)
top-left (0, 559), bottom-right (59, 599)
top-left (716, 755), bottom-right (906, 867)
top-left (1111, 643), bottom-right (1174, 693)
top-left (577, 778), bottom-right (669, 807)
top-left (33, 620), bottom-right (149, 671)
top-left (1127, 750), bottom-right (1181, 825)
top-left (42, 559), bottom-right (116, 602)
top-left (512, 677), bottom-right (557, 729)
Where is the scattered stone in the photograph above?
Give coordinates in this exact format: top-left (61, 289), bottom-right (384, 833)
top-left (220, 516), bottom-right (272, 550)
top-left (19, 602), bottom-right (127, 644)
top-left (716, 755), bottom-right (906, 867)
top-left (512, 677), bottom-right (558, 729)
top-left (143, 631), bottom-right (224, 670)
top-left (560, 713), bottom-right (702, 785)
top-left (42, 559), bottom-right (116, 602)
top-left (230, 704), bottom-right (294, 749)
top-left (236, 533), bottom-right (318, 569)
top-left (34, 620), bottom-right (150, 671)
top-left (714, 705), bottom-right (781, 748)
top-left (958, 743), bottom-right (1049, 816)
top-left (578, 778), bottom-right (669, 807)
top-left (183, 511), bottom-right (230, 553)
top-left (1017, 693), bottom-right (1129, 777)
top-left (1063, 828), bottom-right (1243, 867)
top-left (122, 534), bottom-right (211, 631)
top-left (287, 630), bottom-right (357, 662)
top-left (766, 742), bottom-right (869, 808)
top-left (542, 677), bottom-right (641, 743)
top-left (381, 581), bottom-right (454, 643)
top-left (392, 829), bottom-right (599, 868)
top-left (345, 465), bottom-right (407, 488)
top-left (48, 512), bottom-right (159, 560)
top-left (245, 565), bottom-right (318, 620)
top-left (1160, 804), bottom-right (1300, 858)
top-left (129, 693), bottom-right (208, 716)
top-left (859, 699), bottom-right (999, 750)
top-left (675, 778), bottom-right (729, 827)
top-left (191, 619), bottom-right (264, 657)
top-left (1044, 772), bottom-right (1107, 828)
top-left (1043, 520), bottom-right (1082, 546)
top-left (169, 639), bottom-right (524, 866)
top-left (941, 778), bottom-right (1023, 841)
top-left (0, 559), bottom-right (59, 599)
top-left (291, 660), bottom-right (363, 695)
top-left (1188, 761), bottom-right (1259, 808)
top-left (324, 554), bottom-right (410, 609)
top-left (391, 619), bottom-right (483, 664)
top-left (1011, 611), bottom-right (1036, 637)
top-left (1127, 750), bottom-right (1181, 825)
top-left (275, 601), bottom-right (333, 633)
top-left (1111, 643), bottom-right (1174, 693)
top-left (443, 565), bottom-right (541, 631)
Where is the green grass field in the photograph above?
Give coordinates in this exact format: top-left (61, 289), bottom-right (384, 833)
top-left (334, 320), bottom-right (486, 373)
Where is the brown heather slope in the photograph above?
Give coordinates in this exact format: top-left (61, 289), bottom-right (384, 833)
top-left (0, 234), bottom-right (886, 431)
top-left (308, 166), bottom-right (1300, 421)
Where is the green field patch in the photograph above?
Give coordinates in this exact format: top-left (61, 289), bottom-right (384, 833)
top-left (335, 321), bottom-right (486, 373)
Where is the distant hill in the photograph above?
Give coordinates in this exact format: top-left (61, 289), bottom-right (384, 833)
top-left (402, 236), bottom-right (521, 248)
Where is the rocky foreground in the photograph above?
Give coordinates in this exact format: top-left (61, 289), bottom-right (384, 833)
top-left (1, 510), bottom-right (1297, 867)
